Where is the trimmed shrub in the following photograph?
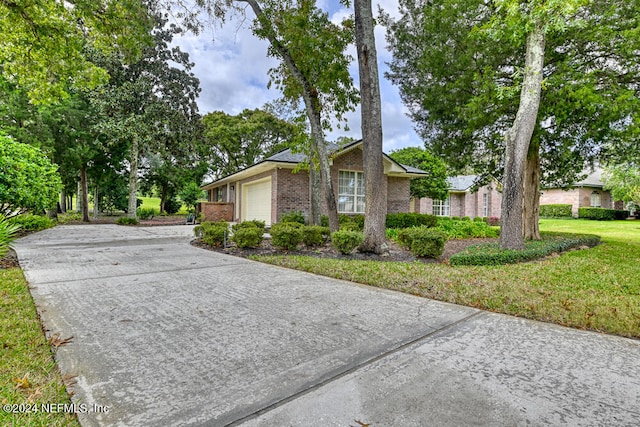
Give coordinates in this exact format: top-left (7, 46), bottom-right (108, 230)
top-left (116, 217), bottom-right (139, 226)
top-left (578, 207), bottom-right (628, 221)
top-left (338, 214), bottom-right (365, 231)
top-left (473, 217), bottom-right (484, 222)
top-left (232, 220), bottom-right (265, 233)
top-left (302, 225), bottom-right (330, 247)
top-left (461, 216), bottom-right (471, 221)
top-left (0, 215), bottom-right (21, 258)
top-left (231, 226), bottom-right (264, 248)
top-left (539, 204), bottom-right (573, 218)
top-left (449, 232), bottom-right (600, 266)
top-left (451, 216), bottom-right (460, 221)
top-left (271, 222), bottom-right (303, 250)
top-left (9, 214), bottom-right (55, 231)
top-left (397, 226), bottom-right (447, 258)
top-left (280, 211), bottom-right (306, 225)
top-left (137, 207), bottom-right (158, 220)
top-left (331, 230), bottom-right (364, 255)
top-left (385, 212), bottom-right (437, 229)
top-left (194, 221), bottom-right (229, 247)
top-left (435, 219), bottom-right (499, 239)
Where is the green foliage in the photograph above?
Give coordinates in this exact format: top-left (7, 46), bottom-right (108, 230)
top-left (231, 224), bottom-right (264, 249)
top-left (461, 216), bottom-right (471, 221)
top-left (473, 217), bottom-right (484, 222)
top-left (179, 182), bottom-right (204, 213)
top-left (270, 222), bottom-right (304, 250)
top-left (450, 232), bottom-right (601, 266)
top-left (0, 215), bottom-right (21, 258)
top-left (0, 136), bottom-right (62, 218)
top-left (163, 197), bottom-right (182, 215)
top-left (487, 216), bottom-right (501, 226)
top-left (578, 208), bottom-right (629, 221)
top-left (137, 207), bottom-right (158, 220)
top-left (338, 214), bottom-right (365, 231)
top-left (603, 164), bottom-right (640, 205)
top-left (388, 147), bottom-right (449, 200)
top-left (194, 221), bottom-right (229, 247)
top-left (320, 215), bottom-right (329, 227)
top-left (280, 211), bottom-right (306, 225)
top-left (57, 212), bottom-right (82, 224)
top-left (301, 225), bottom-right (330, 247)
top-left (116, 217), bottom-right (139, 226)
top-left (385, 212), bottom-right (438, 229)
top-left (8, 214), bottom-right (55, 231)
top-left (540, 204), bottom-right (573, 218)
top-left (397, 226), bottom-right (447, 258)
top-left (436, 218), bottom-right (500, 239)
top-left (233, 220), bottom-right (266, 232)
top-left (331, 230), bottom-right (364, 255)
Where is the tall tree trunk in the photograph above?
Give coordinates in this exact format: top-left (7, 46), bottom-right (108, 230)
top-left (80, 166), bottom-right (90, 222)
top-left (128, 138), bottom-right (139, 219)
top-left (523, 138), bottom-right (541, 240)
top-left (239, 0), bottom-right (339, 232)
top-left (354, 0), bottom-right (387, 254)
top-left (93, 186), bottom-right (99, 219)
top-left (59, 189), bottom-right (66, 213)
top-left (500, 23), bottom-right (545, 250)
top-left (160, 185), bottom-right (167, 214)
top-left (76, 180), bottom-right (82, 212)
top-left (309, 165), bottom-right (322, 225)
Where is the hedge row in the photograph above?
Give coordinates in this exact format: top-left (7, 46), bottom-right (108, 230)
top-left (578, 207), bottom-right (629, 221)
top-left (449, 232), bottom-right (600, 266)
top-left (435, 218), bottom-right (499, 239)
top-left (539, 204), bottom-right (573, 218)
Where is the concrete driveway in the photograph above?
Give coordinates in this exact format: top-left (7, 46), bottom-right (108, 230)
top-left (14, 225), bottom-right (640, 426)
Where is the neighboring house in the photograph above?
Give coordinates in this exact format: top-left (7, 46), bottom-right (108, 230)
top-left (199, 140), bottom-right (430, 225)
top-left (412, 175), bottom-right (502, 219)
top-left (540, 168), bottom-right (620, 217)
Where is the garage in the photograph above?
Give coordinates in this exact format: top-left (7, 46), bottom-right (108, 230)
top-left (242, 177), bottom-right (272, 225)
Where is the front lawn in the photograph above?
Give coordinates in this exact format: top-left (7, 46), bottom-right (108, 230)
top-left (252, 219), bottom-right (640, 339)
top-left (0, 268), bottom-right (79, 426)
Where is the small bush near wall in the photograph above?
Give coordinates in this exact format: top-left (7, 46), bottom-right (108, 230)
top-left (231, 221), bottom-right (265, 248)
top-left (579, 207), bottom-right (629, 221)
top-left (397, 226), bottom-right (447, 258)
top-left (302, 225), bottom-right (330, 247)
top-left (436, 219), bottom-right (499, 239)
top-left (385, 212), bottom-right (437, 229)
top-left (194, 221), bottom-right (229, 247)
top-left (540, 204), bottom-right (573, 218)
top-left (331, 230), bottom-right (364, 254)
top-left (271, 222), bottom-right (303, 250)
top-left (9, 214), bottom-right (55, 231)
top-left (280, 211), bottom-right (306, 225)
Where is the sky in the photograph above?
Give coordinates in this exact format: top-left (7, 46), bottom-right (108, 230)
top-left (171, 0), bottom-right (423, 153)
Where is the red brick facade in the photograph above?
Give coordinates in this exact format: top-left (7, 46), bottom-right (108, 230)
top-left (540, 187), bottom-right (612, 217)
top-left (414, 184), bottom-right (502, 219)
top-left (198, 202), bottom-right (234, 222)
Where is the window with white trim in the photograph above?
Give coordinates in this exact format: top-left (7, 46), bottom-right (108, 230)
top-left (591, 191), bottom-right (601, 208)
top-left (338, 171), bottom-right (365, 213)
top-left (483, 193), bottom-right (489, 217)
top-left (432, 196), bottom-right (450, 217)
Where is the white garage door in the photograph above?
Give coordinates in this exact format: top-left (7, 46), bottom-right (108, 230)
top-left (242, 178), bottom-right (272, 225)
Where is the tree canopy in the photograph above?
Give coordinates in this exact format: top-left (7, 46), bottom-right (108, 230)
top-left (389, 147), bottom-right (449, 200)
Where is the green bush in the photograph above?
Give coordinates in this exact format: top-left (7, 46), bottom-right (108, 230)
top-left (163, 197), bottom-right (182, 215)
top-left (331, 230), bottom-right (364, 255)
top-left (338, 214), bottom-right (365, 231)
top-left (473, 217), bottom-right (484, 222)
top-left (301, 225), bottom-right (330, 247)
top-left (0, 215), bottom-right (21, 258)
top-left (231, 226), bottom-right (264, 248)
top-left (435, 219), bottom-right (499, 239)
top-left (451, 216), bottom-right (460, 221)
top-left (232, 220), bottom-right (265, 233)
top-left (280, 211), bottom-right (306, 225)
top-left (397, 226), bottom-right (447, 258)
top-left (116, 217), bottom-right (139, 226)
top-left (321, 215), bottom-right (329, 227)
top-left (194, 221), bottom-right (229, 247)
top-left (578, 207), bottom-right (628, 221)
top-left (271, 222), bottom-right (303, 250)
top-left (385, 212), bottom-right (437, 229)
top-left (9, 214), bottom-right (55, 231)
top-left (137, 207), bottom-right (158, 220)
top-left (539, 204), bottom-right (573, 218)
top-left (449, 232), bottom-right (601, 266)
top-left (57, 211), bottom-right (82, 224)
top-left (461, 216), bottom-right (471, 221)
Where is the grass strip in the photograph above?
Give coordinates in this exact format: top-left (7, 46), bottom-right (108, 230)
top-left (0, 268), bottom-right (79, 427)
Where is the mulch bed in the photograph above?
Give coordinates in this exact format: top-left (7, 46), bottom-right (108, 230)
top-left (0, 248), bottom-right (20, 269)
top-left (192, 237), bottom-right (499, 263)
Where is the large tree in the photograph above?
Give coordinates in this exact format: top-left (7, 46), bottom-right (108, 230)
top-left (389, 147), bottom-right (449, 200)
top-left (0, 0), bottom-right (153, 103)
top-left (386, 0), bottom-right (640, 248)
top-left (603, 164), bottom-right (640, 208)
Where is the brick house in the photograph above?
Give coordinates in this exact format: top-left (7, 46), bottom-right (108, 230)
top-left (412, 175), bottom-right (503, 219)
top-left (540, 168), bottom-right (619, 217)
top-left (199, 140), bottom-right (429, 225)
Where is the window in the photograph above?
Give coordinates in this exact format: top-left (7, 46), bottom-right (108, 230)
top-left (338, 171), bottom-right (365, 213)
top-left (483, 193), bottom-right (489, 217)
top-left (432, 196), bottom-right (450, 217)
top-left (591, 191), bottom-right (601, 208)
top-left (214, 187), bottom-right (223, 202)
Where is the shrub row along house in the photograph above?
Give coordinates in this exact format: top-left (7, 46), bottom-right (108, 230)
top-left (199, 140), bottom-right (429, 225)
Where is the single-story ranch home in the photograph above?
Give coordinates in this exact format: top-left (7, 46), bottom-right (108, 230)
top-left (413, 168), bottom-right (619, 219)
top-left (199, 140), bottom-right (430, 225)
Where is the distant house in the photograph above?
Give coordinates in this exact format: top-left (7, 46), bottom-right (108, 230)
top-left (540, 168), bottom-right (620, 217)
top-left (412, 175), bottom-right (502, 219)
top-left (199, 140), bottom-right (430, 225)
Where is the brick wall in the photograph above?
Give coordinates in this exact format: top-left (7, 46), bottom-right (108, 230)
top-left (387, 177), bottom-right (409, 213)
top-left (276, 168), bottom-right (310, 221)
top-left (199, 202), bottom-right (233, 222)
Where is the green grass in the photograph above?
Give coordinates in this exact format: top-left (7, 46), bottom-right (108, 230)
top-left (0, 268), bottom-right (79, 426)
top-left (138, 196), bottom-right (190, 215)
top-left (252, 219), bottom-right (640, 339)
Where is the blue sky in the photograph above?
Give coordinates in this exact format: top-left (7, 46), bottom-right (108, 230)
top-left (172, 0), bottom-right (423, 152)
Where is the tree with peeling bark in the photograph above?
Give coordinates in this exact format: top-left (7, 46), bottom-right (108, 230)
top-left (353, 0), bottom-right (387, 253)
top-left (385, 0), bottom-right (640, 248)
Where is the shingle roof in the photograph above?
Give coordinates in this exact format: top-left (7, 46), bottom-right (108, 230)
top-left (447, 175), bottom-right (478, 192)
top-left (575, 168), bottom-right (604, 188)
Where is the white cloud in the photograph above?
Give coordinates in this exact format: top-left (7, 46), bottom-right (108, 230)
top-left (173, 0), bottom-right (422, 151)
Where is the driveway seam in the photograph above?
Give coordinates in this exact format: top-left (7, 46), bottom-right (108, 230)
top-left (225, 309), bottom-right (483, 426)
